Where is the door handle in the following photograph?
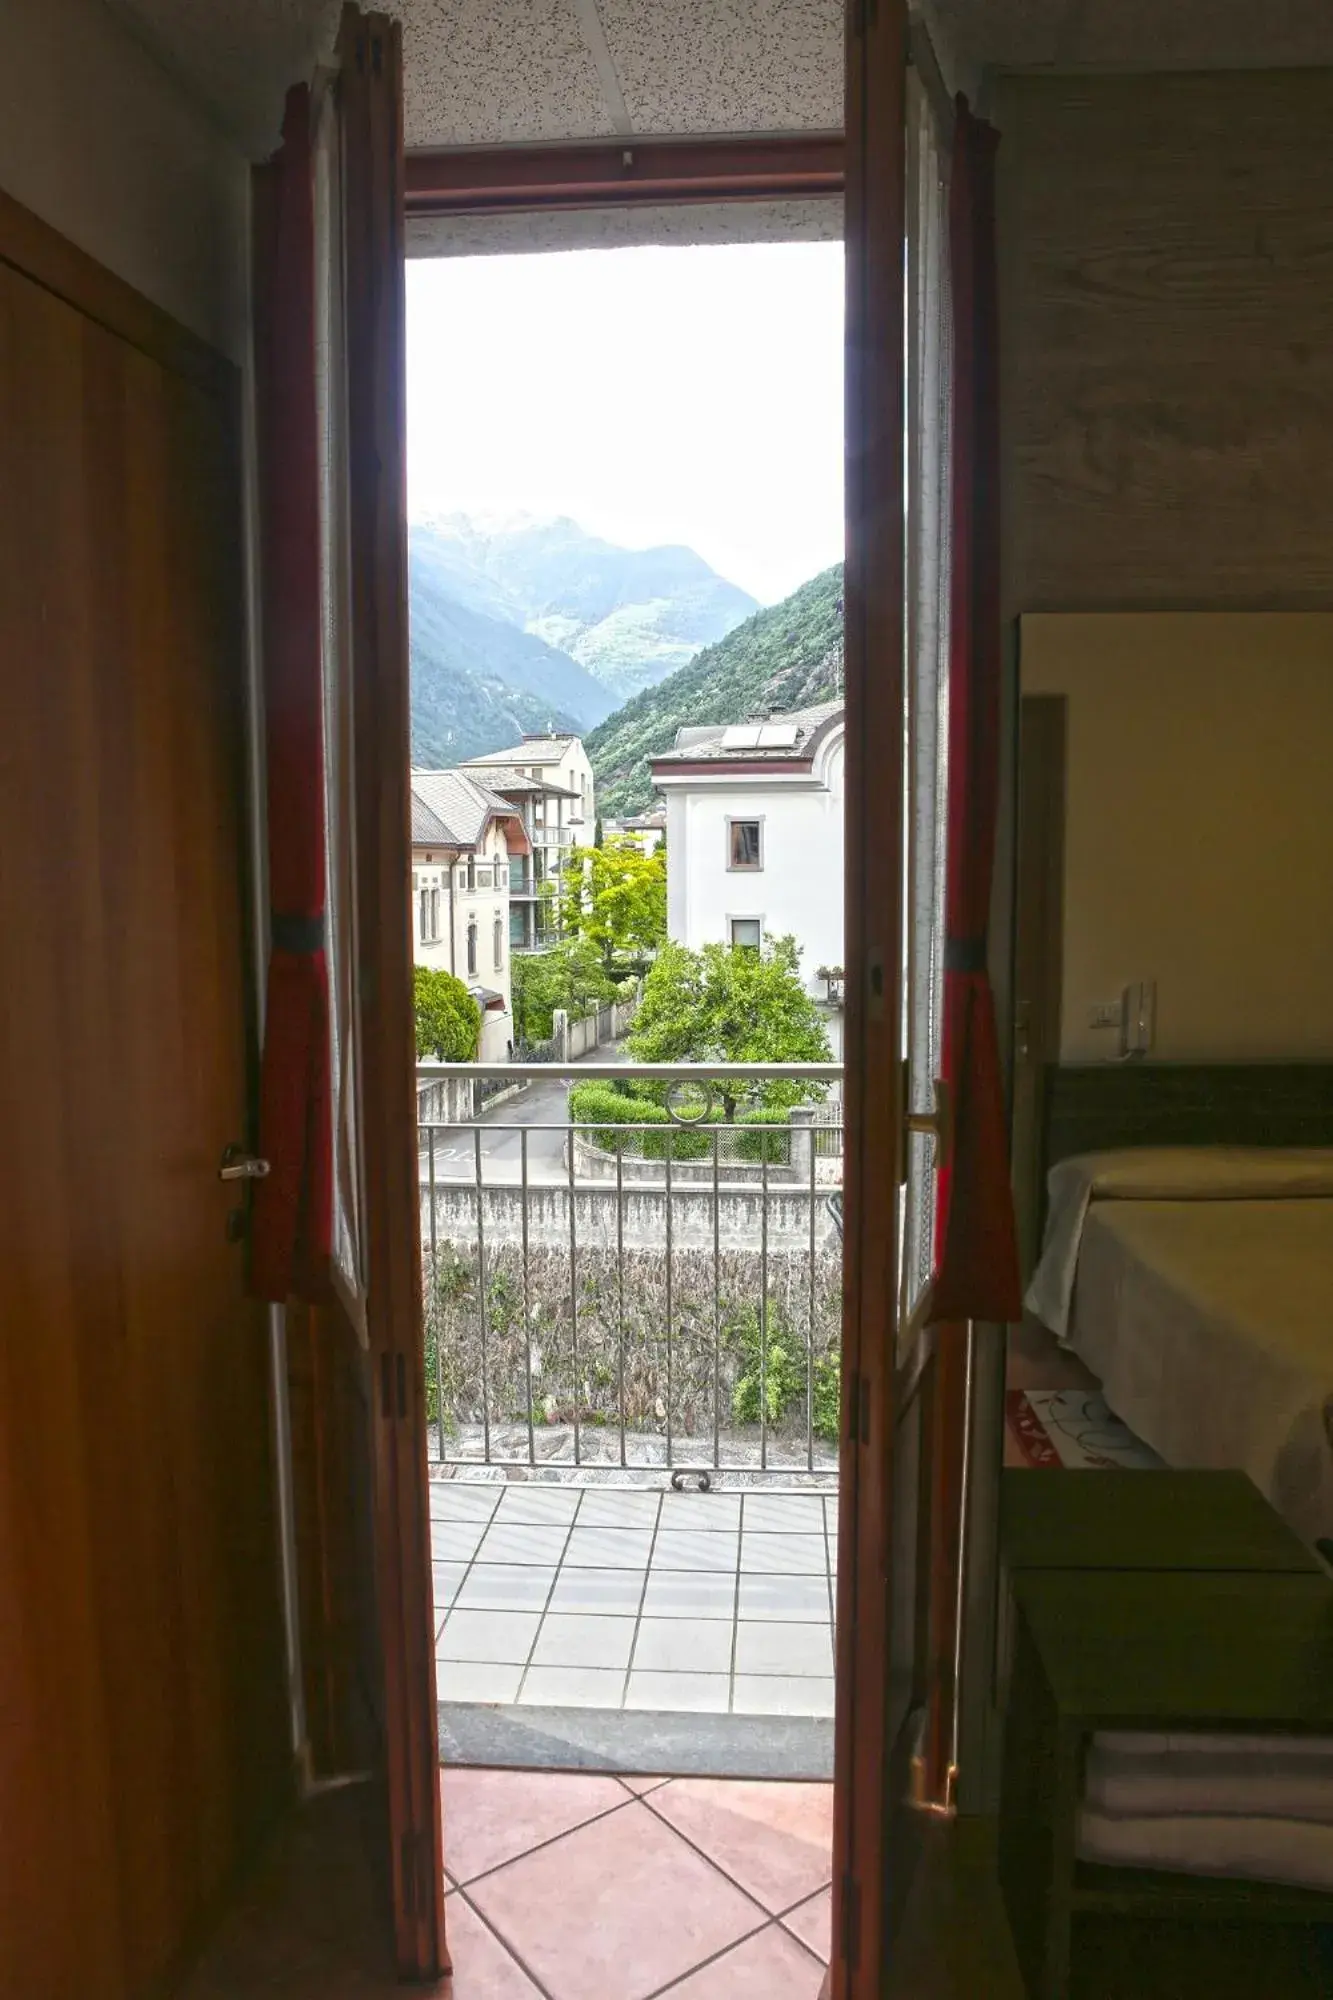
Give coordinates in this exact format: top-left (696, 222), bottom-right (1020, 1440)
top-left (905, 1076), bottom-right (953, 1175)
top-left (219, 1145), bottom-right (271, 1183)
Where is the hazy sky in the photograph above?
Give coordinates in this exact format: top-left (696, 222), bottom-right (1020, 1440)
top-left (406, 240), bottom-right (844, 606)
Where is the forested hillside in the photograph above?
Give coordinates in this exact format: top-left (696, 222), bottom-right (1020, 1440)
top-left (586, 564), bottom-right (844, 816)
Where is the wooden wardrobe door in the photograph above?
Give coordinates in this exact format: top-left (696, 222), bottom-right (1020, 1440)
top-left (0, 220), bottom-right (287, 1997)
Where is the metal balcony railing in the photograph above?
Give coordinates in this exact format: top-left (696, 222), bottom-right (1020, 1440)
top-left (416, 1061), bottom-right (844, 1486)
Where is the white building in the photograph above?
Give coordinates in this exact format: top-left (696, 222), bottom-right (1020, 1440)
top-left (464, 731), bottom-right (595, 839)
top-left (651, 703), bottom-right (845, 1052)
top-left (409, 769), bottom-right (533, 1062)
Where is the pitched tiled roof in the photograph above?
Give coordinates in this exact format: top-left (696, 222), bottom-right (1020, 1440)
top-left (464, 764), bottom-right (543, 793)
top-left (410, 768), bottom-right (514, 850)
top-left (464, 739), bottom-right (570, 766)
top-left (411, 792), bottom-right (456, 846)
top-left (462, 758), bottom-right (580, 800)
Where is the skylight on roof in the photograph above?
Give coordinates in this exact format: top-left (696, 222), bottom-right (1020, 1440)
top-left (720, 725), bottom-right (762, 749)
top-left (757, 721), bottom-right (799, 748)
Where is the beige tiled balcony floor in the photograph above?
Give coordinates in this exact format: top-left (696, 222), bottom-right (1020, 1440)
top-left (432, 1479), bottom-right (838, 1718)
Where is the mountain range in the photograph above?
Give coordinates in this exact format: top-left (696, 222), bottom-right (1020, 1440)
top-left (408, 513), bottom-right (758, 766)
top-left (585, 563), bottom-right (845, 818)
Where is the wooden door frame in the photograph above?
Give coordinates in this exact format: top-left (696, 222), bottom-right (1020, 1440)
top-left (339, 8), bottom-right (449, 1980)
top-left (340, 2), bottom-right (907, 1981)
top-left (834, 0), bottom-right (909, 1992)
top-left (1010, 691), bottom-right (1067, 1276)
top-left (0, 187), bottom-right (236, 404)
top-left (405, 132), bottom-right (844, 217)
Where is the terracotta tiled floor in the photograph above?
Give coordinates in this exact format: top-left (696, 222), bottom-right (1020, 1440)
top-left (180, 1769), bottom-right (831, 1999)
top-left (445, 1768), bottom-right (831, 1997)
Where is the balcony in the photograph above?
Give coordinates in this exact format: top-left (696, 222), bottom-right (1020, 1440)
top-left (418, 1060), bottom-right (843, 1731)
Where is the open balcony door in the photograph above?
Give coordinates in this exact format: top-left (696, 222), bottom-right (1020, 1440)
top-left (333, 8), bottom-right (449, 1980)
top-left (834, 3), bottom-right (959, 1991)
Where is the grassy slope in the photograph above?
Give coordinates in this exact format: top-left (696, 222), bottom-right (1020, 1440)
top-left (586, 563), bottom-right (845, 816)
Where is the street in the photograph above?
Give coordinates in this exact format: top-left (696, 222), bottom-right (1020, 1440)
top-left (419, 1046), bottom-right (629, 1186)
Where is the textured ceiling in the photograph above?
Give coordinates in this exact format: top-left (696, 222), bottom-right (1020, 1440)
top-left (116, 0), bottom-right (1333, 159)
top-left (407, 194), bottom-right (843, 258)
top-left (388, 0), bottom-right (844, 146)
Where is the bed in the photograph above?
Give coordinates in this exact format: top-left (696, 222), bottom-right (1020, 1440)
top-left (1019, 1068), bottom-right (1333, 1896)
top-left (1025, 1063), bottom-right (1333, 1547)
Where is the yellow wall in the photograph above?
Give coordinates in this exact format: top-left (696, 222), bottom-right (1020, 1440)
top-left (1021, 613), bottom-right (1333, 1063)
top-left (0, 0), bottom-right (249, 357)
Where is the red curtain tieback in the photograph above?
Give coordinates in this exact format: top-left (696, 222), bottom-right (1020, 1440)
top-left (272, 913), bottom-right (326, 953)
top-left (944, 937), bottom-right (987, 974)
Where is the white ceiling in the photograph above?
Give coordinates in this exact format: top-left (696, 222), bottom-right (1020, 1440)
top-left (116, 0), bottom-right (1333, 159)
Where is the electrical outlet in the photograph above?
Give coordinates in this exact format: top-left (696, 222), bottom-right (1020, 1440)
top-left (1088, 1001), bottom-right (1121, 1030)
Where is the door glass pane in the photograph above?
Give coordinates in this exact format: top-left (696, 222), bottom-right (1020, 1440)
top-left (899, 71), bottom-right (952, 1362)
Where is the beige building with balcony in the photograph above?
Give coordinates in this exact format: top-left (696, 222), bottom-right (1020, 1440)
top-left (464, 729), bottom-right (594, 836)
top-left (410, 769), bottom-right (533, 1061)
top-left (463, 761), bottom-right (583, 954)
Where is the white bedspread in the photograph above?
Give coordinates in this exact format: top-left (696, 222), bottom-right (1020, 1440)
top-left (1023, 1147), bottom-right (1333, 1543)
top-left (1026, 1146), bottom-right (1333, 1340)
top-left (1070, 1199), bottom-right (1333, 1542)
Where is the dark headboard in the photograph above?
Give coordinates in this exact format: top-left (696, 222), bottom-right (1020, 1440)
top-left (1042, 1062), bottom-right (1333, 1174)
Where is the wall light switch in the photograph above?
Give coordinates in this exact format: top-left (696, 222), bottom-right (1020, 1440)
top-left (1120, 979), bottom-right (1157, 1057)
top-left (1088, 1001), bottom-right (1122, 1030)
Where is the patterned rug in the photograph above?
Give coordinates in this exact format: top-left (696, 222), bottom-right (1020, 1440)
top-left (1006, 1389), bottom-right (1166, 1471)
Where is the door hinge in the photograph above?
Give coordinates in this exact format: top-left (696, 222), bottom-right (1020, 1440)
top-left (840, 1870), bottom-right (862, 1969)
top-left (846, 1373), bottom-right (871, 1448)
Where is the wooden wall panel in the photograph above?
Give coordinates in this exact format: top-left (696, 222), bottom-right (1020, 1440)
top-left (0, 229), bottom-right (288, 1996)
top-left (996, 71), bottom-right (1333, 615)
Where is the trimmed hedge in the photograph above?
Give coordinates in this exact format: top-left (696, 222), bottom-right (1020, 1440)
top-left (569, 1081), bottom-right (721, 1161)
top-left (570, 1085), bottom-right (808, 1166)
top-left (734, 1107), bottom-right (793, 1165)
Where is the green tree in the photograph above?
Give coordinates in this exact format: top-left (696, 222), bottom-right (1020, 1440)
top-left (555, 835), bottom-right (667, 977)
top-left (413, 965), bottom-right (481, 1061)
top-left (511, 937), bottom-right (619, 1044)
top-left (626, 933), bottom-right (831, 1114)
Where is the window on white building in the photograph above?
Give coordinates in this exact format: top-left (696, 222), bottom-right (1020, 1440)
top-left (418, 888), bottom-right (429, 942)
top-left (729, 917), bottom-right (762, 951)
top-left (728, 819), bottom-right (763, 870)
top-left (493, 915), bottom-right (503, 970)
top-left (430, 888), bottom-right (440, 939)
top-left (467, 920), bottom-right (478, 976)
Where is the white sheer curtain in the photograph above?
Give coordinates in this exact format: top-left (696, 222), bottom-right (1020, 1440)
top-left (313, 75), bottom-right (368, 1339)
top-left (899, 67), bottom-right (954, 1357)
